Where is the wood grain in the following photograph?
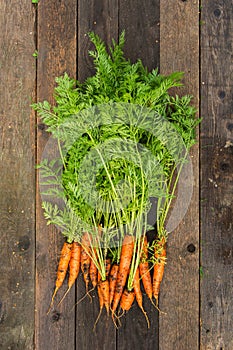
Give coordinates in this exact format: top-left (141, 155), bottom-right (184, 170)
top-left (159, 1), bottom-right (200, 349)
top-left (200, 1), bottom-right (233, 349)
top-left (0, 1), bottom-right (36, 349)
top-left (78, 0), bottom-right (118, 83)
top-left (119, 0), bottom-right (160, 71)
top-left (36, 1), bottom-right (77, 349)
top-left (76, 2), bottom-right (118, 348)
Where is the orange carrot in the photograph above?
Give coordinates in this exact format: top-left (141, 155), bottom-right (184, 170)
top-left (47, 241), bottom-right (72, 313)
top-left (109, 264), bottom-right (119, 306)
top-left (68, 242), bottom-right (81, 288)
top-left (120, 288), bottom-right (135, 312)
top-left (97, 277), bottom-right (104, 310)
top-left (111, 235), bottom-right (134, 314)
top-left (98, 277), bottom-right (110, 315)
top-left (105, 258), bottom-right (111, 278)
top-left (153, 237), bottom-right (166, 304)
top-left (95, 272), bottom-right (105, 327)
top-left (81, 232), bottom-right (91, 292)
top-left (58, 241), bottom-right (81, 305)
top-left (133, 267), bottom-right (150, 327)
top-left (90, 258), bottom-right (98, 288)
top-left (139, 236), bottom-right (153, 300)
top-left (133, 268), bottom-right (142, 306)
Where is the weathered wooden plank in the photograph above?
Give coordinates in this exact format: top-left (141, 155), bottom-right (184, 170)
top-left (76, 1), bottom-right (118, 349)
top-left (117, 1), bottom-right (160, 349)
top-left (159, 1), bottom-right (200, 349)
top-left (119, 0), bottom-right (160, 71)
top-left (200, 1), bottom-right (233, 349)
top-left (0, 1), bottom-right (36, 349)
top-left (78, 0), bottom-right (119, 82)
top-left (36, 1), bottom-right (77, 349)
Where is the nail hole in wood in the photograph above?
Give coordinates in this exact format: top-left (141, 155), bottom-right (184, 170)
top-left (51, 311), bottom-right (61, 323)
top-left (187, 243), bottom-right (196, 253)
top-left (220, 163), bottom-right (229, 171)
top-left (208, 301), bottom-right (213, 308)
top-left (214, 8), bottom-right (221, 17)
top-left (17, 235), bottom-right (30, 252)
top-left (218, 90), bottom-right (225, 99)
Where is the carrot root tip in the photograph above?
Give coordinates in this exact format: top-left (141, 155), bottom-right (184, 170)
top-left (140, 306), bottom-right (150, 328)
top-left (151, 299), bottom-right (166, 315)
top-left (57, 287), bottom-right (71, 307)
top-left (93, 306), bottom-right (103, 330)
top-left (47, 286), bottom-right (59, 315)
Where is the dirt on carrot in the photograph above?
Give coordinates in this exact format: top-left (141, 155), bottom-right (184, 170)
top-left (90, 258), bottom-right (98, 288)
top-left (109, 264), bottom-right (119, 307)
top-left (139, 236), bottom-right (153, 301)
top-left (81, 232), bottom-right (92, 292)
top-left (153, 237), bottom-right (166, 304)
top-left (120, 288), bottom-right (135, 312)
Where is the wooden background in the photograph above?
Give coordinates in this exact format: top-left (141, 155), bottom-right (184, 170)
top-left (0, 0), bottom-right (232, 349)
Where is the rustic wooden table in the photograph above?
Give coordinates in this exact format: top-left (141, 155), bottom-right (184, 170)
top-left (0, 1), bottom-right (232, 349)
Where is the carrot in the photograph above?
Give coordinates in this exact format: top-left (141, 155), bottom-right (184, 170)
top-left (98, 277), bottom-right (110, 315)
top-left (111, 235), bottom-right (134, 314)
top-left (58, 241), bottom-right (81, 305)
top-left (105, 258), bottom-right (111, 278)
top-left (69, 242), bottom-right (81, 287)
top-left (47, 241), bottom-right (72, 313)
top-left (133, 267), bottom-right (150, 327)
top-left (94, 271), bottom-right (110, 328)
top-left (90, 258), bottom-right (98, 288)
top-left (120, 288), bottom-right (135, 312)
top-left (97, 275), bottom-right (104, 309)
top-left (94, 272), bottom-right (105, 328)
top-left (109, 264), bottom-right (119, 306)
top-left (153, 237), bottom-right (166, 304)
top-left (81, 232), bottom-right (91, 292)
top-left (139, 236), bottom-right (153, 301)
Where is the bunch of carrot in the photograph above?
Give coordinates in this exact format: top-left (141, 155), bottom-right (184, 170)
top-left (35, 32), bottom-right (199, 327)
top-left (48, 231), bottom-right (166, 327)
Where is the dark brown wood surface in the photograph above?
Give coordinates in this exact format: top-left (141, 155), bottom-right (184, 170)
top-left (78, 0), bottom-right (118, 83)
top-left (1, 0), bottom-right (233, 349)
top-left (0, 1), bottom-right (36, 349)
top-left (119, 0), bottom-right (160, 71)
top-left (159, 1), bottom-right (200, 349)
top-left (200, 1), bottom-right (233, 349)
